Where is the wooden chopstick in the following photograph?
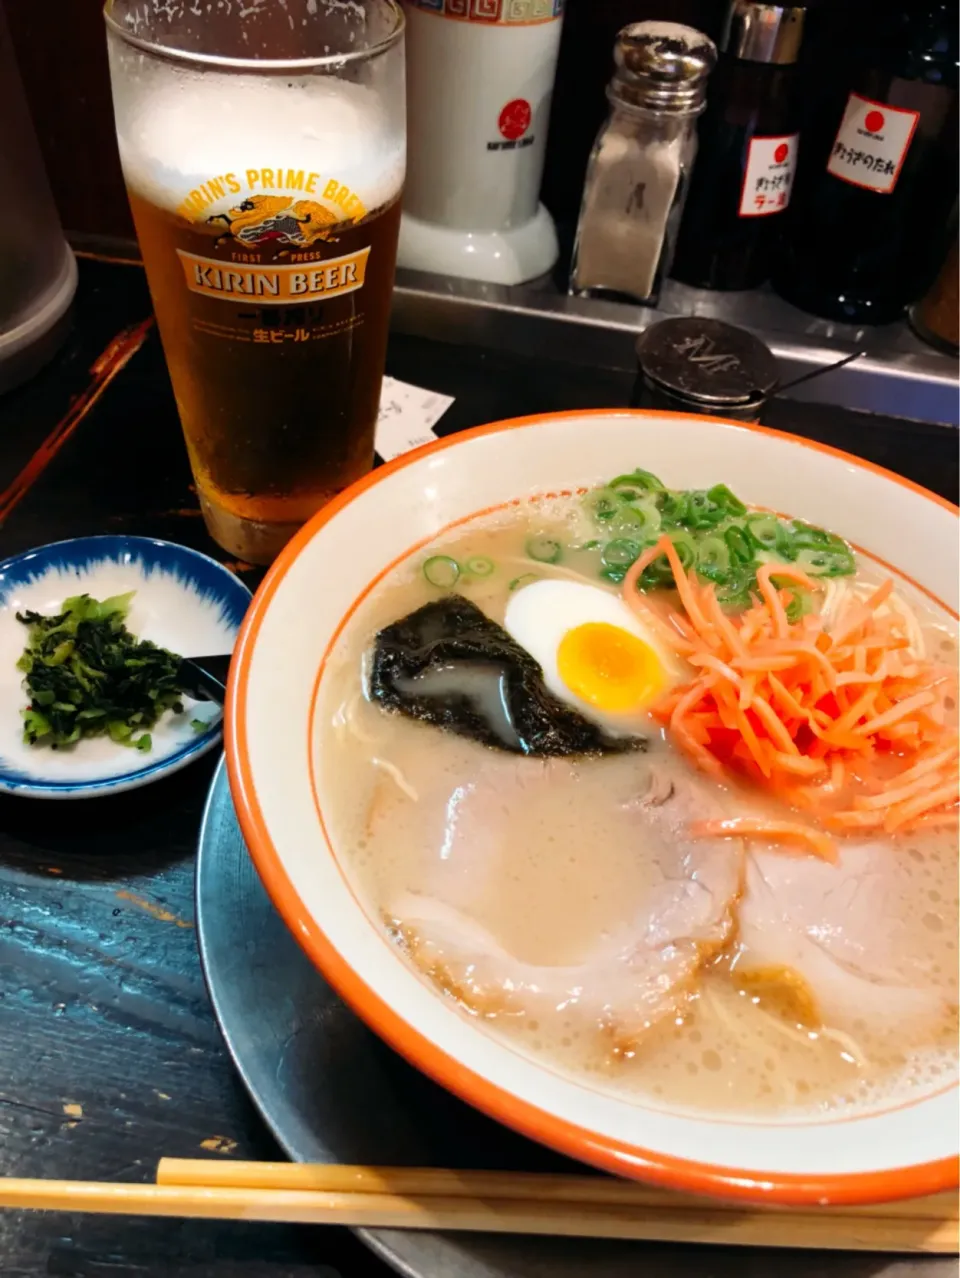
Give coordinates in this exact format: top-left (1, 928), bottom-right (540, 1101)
top-left (158, 1159), bottom-right (711, 1207)
top-left (156, 1158), bottom-right (958, 1220)
top-left (0, 1167), bottom-right (952, 1254)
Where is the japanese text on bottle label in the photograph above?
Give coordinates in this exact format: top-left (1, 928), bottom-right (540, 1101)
top-left (738, 134), bottom-right (799, 218)
top-left (826, 93), bottom-right (919, 194)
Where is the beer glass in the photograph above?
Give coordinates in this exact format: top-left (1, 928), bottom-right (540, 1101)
top-left (105, 1), bottom-right (405, 564)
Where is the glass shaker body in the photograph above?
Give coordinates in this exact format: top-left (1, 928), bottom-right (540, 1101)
top-left (571, 100), bottom-right (700, 306)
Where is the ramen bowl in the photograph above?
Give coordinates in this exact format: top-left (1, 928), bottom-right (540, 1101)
top-left (225, 410), bottom-right (959, 1204)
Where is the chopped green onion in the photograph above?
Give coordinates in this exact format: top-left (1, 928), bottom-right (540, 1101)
top-left (508, 573), bottom-right (539, 591)
top-left (794, 546), bottom-right (856, 578)
top-left (783, 587), bottom-right (814, 623)
top-left (657, 490), bottom-right (689, 527)
top-left (715, 577), bottom-right (755, 612)
top-left (746, 513), bottom-right (782, 552)
top-left (465, 556), bottom-right (495, 578)
top-left (667, 530), bottom-right (698, 572)
top-left (586, 468), bottom-right (851, 608)
top-left (724, 524), bottom-right (754, 565)
top-left (601, 539), bottom-right (641, 570)
top-left (608, 469), bottom-right (665, 497)
top-left (423, 555), bottom-right (460, 588)
top-left (683, 491), bottom-right (726, 530)
top-left (610, 500), bottom-right (662, 540)
top-left (747, 516), bottom-right (796, 560)
top-left (584, 488), bottom-right (622, 523)
top-left (696, 535), bottom-right (732, 582)
top-left (707, 483), bottom-right (747, 516)
top-left (608, 504), bottom-right (645, 530)
top-left (633, 529), bottom-right (696, 590)
top-left (790, 521), bottom-right (834, 550)
top-left (526, 535), bottom-right (563, 564)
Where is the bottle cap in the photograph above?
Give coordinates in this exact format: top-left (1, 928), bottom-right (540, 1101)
top-left (611, 22), bottom-right (717, 114)
top-left (634, 317), bottom-right (780, 421)
top-left (722, 0), bottom-right (805, 66)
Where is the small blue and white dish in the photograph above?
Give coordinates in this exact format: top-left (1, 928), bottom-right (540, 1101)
top-left (0, 536), bottom-right (252, 799)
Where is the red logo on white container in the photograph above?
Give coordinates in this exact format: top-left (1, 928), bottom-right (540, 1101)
top-left (498, 99), bottom-right (531, 141)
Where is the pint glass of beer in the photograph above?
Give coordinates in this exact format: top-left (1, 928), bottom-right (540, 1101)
top-left (104, 1), bottom-right (405, 563)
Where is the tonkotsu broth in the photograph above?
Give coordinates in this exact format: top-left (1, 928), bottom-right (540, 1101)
top-left (316, 499), bottom-right (960, 1118)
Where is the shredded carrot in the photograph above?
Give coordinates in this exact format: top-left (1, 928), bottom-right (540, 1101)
top-left (623, 534), bottom-right (959, 853)
top-left (689, 818), bottom-right (837, 863)
top-left (856, 690), bottom-right (936, 736)
top-left (883, 781), bottom-right (959, 833)
top-left (772, 752), bottom-right (828, 776)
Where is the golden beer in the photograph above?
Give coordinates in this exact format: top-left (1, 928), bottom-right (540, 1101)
top-left (105, 2), bottom-right (405, 563)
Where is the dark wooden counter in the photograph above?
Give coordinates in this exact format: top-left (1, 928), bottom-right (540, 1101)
top-left (0, 257), bottom-right (955, 1278)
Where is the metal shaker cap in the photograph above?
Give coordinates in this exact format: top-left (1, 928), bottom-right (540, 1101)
top-left (722, 0), bottom-right (806, 65)
top-left (611, 22), bottom-right (718, 114)
top-left (635, 317), bottom-right (780, 418)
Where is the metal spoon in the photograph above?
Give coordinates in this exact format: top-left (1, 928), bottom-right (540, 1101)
top-left (176, 654), bottom-right (231, 705)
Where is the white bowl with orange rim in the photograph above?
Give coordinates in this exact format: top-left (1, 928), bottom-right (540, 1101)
top-left (225, 409), bottom-right (959, 1204)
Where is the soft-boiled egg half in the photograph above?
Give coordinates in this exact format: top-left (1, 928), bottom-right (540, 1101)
top-left (503, 579), bottom-right (687, 734)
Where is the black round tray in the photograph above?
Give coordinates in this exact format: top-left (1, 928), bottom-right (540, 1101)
top-left (195, 758), bottom-right (948, 1278)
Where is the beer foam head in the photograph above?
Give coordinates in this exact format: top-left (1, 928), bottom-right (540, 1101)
top-left (117, 71), bottom-right (405, 217)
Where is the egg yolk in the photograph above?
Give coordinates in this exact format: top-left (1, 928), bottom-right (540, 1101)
top-left (556, 622), bottom-right (665, 713)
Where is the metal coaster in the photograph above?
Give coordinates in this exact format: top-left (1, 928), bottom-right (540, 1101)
top-left (196, 759), bottom-right (948, 1278)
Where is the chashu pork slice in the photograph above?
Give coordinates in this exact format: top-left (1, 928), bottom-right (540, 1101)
top-left (737, 837), bottom-right (959, 1043)
top-left (363, 741), bottom-right (743, 1054)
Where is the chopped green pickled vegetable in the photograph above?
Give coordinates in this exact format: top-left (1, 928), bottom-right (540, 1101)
top-left (423, 555), bottom-right (460, 588)
top-left (16, 593), bottom-right (188, 751)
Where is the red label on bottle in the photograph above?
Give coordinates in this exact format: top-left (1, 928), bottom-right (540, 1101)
top-left (738, 134), bottom-right (799, 218)
top-left (826, 92), bottom-right (920, 194)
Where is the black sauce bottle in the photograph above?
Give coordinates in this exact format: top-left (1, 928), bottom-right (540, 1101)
top-left (671, 0), bottom-right (806, 291)
top-left (772, 0), bottom-right (959, 325)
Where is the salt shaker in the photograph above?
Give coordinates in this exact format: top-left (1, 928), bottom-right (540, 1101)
top-left (570, 21), bottom-right (717, 307)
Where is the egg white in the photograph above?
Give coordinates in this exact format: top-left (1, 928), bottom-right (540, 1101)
top-left (503, 579), bottom-right (685, 734)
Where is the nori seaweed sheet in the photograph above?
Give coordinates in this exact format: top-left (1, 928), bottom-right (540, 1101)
top-left (368, 595), bottom-right (646, 758)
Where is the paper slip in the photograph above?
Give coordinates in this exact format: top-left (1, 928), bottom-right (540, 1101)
top-left (375, 376), bottom-right (454, 462)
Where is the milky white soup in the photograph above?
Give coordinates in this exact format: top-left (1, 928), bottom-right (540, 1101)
top-left (315, 495), bottom-right (959, 1119)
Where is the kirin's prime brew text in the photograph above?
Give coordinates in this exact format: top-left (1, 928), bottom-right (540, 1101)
top-left (106, 0), bottom-right (406, 564)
